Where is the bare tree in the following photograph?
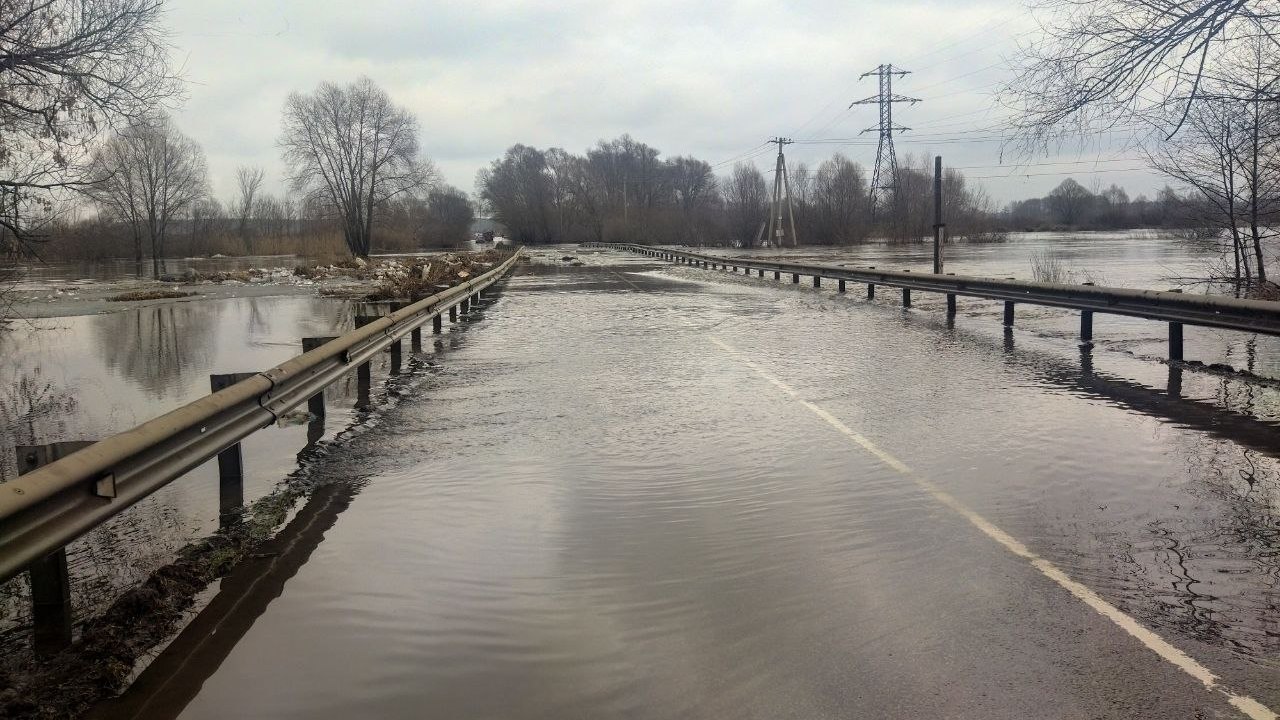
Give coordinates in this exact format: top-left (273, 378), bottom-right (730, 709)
top-left (1002, 0), bottom-right (1280, 142)
top-left (235, 165), bottom-right (265, 249)
top-left (0, 0), bottom-right (181, 253)
top-left (87, 114), bottom-right (208, 277)
top-left (721, 163), bottom-right (767, 247)
top-left (279, 77), bottom-right (433, 258)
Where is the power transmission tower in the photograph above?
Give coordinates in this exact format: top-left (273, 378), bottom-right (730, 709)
top-left (765, 137), bottom-right (798, 248)
top-left (850, 64), bottom-right (919, 214)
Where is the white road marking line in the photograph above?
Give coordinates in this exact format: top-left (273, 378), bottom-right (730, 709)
top-left (706, 334), bottom-right (1276, 720)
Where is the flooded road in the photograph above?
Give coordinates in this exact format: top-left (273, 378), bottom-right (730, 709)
top-left (96, 246), bottom-right (1280, 719)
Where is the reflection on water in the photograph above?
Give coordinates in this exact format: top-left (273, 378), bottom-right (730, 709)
top-left (0, 294), bottom-right (367, 647)
top-left (92, 303), bottom-right (225, 397)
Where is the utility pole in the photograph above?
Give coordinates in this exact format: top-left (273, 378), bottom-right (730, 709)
top-left (765, 137), bottom-right (798, 248)
top-left (933, 155), bottom-right (945, 274)
top-left (851, 64), bottom-right (919, 216)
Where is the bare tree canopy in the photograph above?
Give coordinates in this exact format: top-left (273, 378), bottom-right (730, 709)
top-left (0, 0), bottom-right (181, 252)
top-left (279, 76), bottom-right (433, 257)
top-left (235, 165), bottom-right (265, 245)
top-left (1002, 0), bottom-right (1280, 142)
top-left (86, 113), bottom-right (208, 277)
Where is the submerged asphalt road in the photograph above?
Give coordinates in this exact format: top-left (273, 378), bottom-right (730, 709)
top-left (98, 248), bottom-right (1280, 720)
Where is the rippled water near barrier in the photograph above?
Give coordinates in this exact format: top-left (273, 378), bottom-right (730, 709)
top-left (4, 233), bottom-right (1280, 718)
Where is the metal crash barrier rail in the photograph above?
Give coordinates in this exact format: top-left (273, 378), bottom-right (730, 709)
top-left (0, 249), bottom-right (522, 607)
top-left (585, 242), bottom-right (1280, 354)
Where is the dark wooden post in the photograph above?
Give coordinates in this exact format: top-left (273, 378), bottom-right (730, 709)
top-left (792, 273), bottom-right (800, 284)
top-left (17, 441), bottom-right (94, 657)
top-left (1169, 323), bottom-right (1184, 361)
top-left (1080, 311), bottom-right (1093, 344)
top-left (301, 337), bottom-right (337, 418)
top-left (902, 288), bottom-right (911, 307)
top-left (210, 373), bottom-right (257, 523)
top-left (867, 283), bottom-right (875, 299)
top-left (813, 276), bottom-right (821, 288)
top-left (774, 271), bottom-right (781, 280)
top-left (433, 314), bottom-right (443, 334)
top-left (1003, 302), bottom-right (1015, 327)
top-left (354, 316), bottom-right (376, 408)
top-left (946, 294), bottom-right (957, 317)
top-left (449, 305), bottom-right (457, 323)
top-left (758, 269), bottom-right (764, 278)
top-left (838, 279), bottom-right (846, 293)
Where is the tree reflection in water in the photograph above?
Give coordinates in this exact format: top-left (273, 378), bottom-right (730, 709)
top-left (92, 302), bottom-right (224, 398)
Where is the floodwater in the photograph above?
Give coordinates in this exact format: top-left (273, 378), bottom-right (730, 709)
top-left (4, 232), bottom-right (1280, 718)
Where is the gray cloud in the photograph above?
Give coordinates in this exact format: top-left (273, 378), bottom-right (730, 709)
top-left (167, 0), bottom-right (1163, 206)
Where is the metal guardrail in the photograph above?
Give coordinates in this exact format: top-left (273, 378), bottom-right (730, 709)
top-left (0, 249), bottom-right (522, 586)
top-left (586, 242), bottom-right (1280, 349)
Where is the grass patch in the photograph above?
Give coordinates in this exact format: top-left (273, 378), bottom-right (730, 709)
top-left (107, 289), bottom-right (196, 302)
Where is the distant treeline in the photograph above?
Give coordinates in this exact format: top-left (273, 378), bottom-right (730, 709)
top-left (37, 187), bottom-right (476, 263)
top-left (477, 136), bottom-right (1002, 247)
top-left (1001, 179), bottom-right (1200, 231)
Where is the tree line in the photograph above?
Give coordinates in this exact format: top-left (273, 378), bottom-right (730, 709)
top-left (0, 1), bottom-right (476, 277)
top-left (478, 138), bottom-right (1002, 247)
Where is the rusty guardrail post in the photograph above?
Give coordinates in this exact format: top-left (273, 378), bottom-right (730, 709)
top-left (210, 373), bottom-right (256, 524)
top-left (16, 442), bottom-right (95, 657)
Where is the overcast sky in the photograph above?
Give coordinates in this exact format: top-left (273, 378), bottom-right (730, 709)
top-left (166, 0), bottom-right (1162, 207)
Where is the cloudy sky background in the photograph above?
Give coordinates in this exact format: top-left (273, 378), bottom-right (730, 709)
top-left (165, 0), bottom-right (1162, 208)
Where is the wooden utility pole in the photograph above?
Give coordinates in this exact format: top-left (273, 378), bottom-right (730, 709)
top-left (765, 137), bottom-right (798, 247)
top-left (933, 155), bottom-right (945, 274)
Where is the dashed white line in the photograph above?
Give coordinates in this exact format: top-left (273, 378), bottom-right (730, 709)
top-left (706, 334), bottom-right (1276, 720)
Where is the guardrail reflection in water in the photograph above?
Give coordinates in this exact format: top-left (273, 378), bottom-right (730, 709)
top-left (0, 249), bottom-right (522, 655)
top-left (585, 242), bottom-right (1280, 360)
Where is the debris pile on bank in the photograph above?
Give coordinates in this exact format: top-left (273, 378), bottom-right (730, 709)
top-left (358, 249), bottom-right (510, 301)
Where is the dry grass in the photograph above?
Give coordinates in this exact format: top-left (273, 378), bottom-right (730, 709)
top-left (107, 289), bottom-right (195, 302)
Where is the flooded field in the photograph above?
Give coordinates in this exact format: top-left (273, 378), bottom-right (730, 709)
top-left (3, 232), bottom-right (1280, 718)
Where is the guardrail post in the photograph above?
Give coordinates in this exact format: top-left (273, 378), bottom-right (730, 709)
top-left (838, 279), bottom-right (846, 293)
top-left (792, 273), bottom-right (800, 284)
top-left (16, 442), bottom-right (92, 657)
top-left (1003, 302), bottom-right (1015, 327)
top-left (758, 269), bottom-right (764, 278)
top-left (433, 313), bottom-right (443, 334)
top-left (301, 337), bottom-right (338, 417)
top-left (773, 270), bottom-right (780, 280)
top-left (354, 316), bottom-right (376, 408)
top-left (449, 305), bottom-right (457, 323)
top-left (946, 294), bottom-right (956, 317)
top-left (1080, 311), bottom-right (1093, 344)
top-left (1169, 322), bottom-right (1184, 361)
top-left (902, 288), bottom-right (911, 307)
top-left (867, 283), bottom-right (875, 299)
top-left (813, 276), bottom-right (821, 288)
top-left (390, 336), bottom-right (402, 375)
top-left (210, 374), bottom-right (254, 524)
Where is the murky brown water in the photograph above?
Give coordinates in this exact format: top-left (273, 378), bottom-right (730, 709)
top-left (4, 233), bottom-right (1280, 718)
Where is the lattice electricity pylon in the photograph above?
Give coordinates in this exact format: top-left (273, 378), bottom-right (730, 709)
top-left (850, 64), bottom-right (919, 214)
